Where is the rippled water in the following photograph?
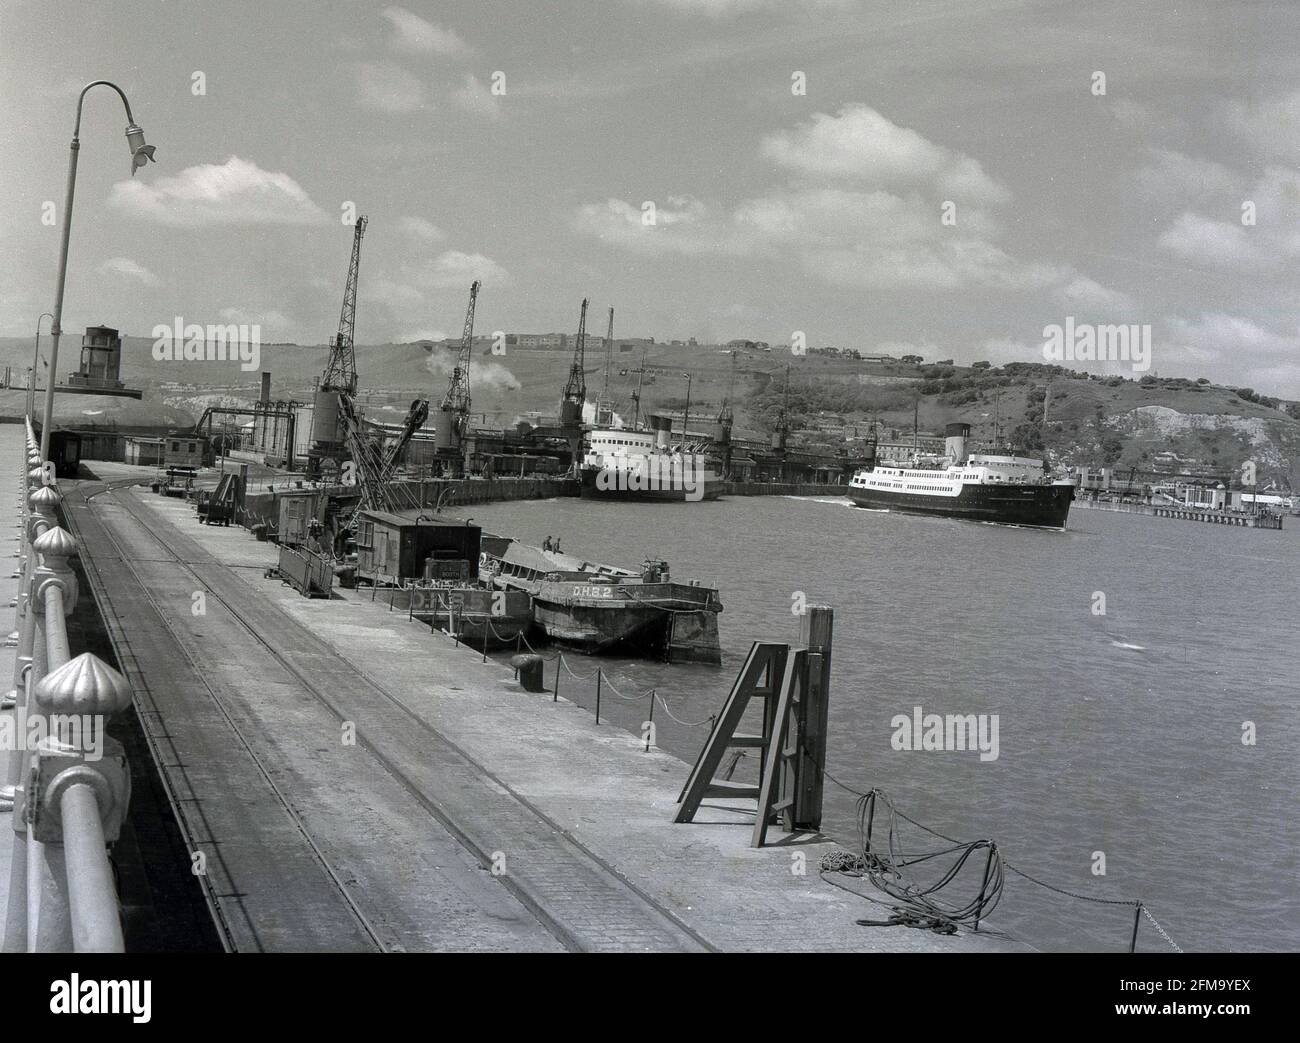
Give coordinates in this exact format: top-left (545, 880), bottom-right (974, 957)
top-left (466, 493), bottom-right (1300, 952)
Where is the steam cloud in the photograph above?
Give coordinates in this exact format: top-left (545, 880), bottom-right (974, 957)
top-left (425, 348), bottom-right (521, 393)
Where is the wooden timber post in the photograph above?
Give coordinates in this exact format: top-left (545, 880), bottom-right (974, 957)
top-left (794, 605), bottom-right (833, 830)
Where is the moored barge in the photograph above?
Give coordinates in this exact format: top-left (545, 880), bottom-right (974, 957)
top-left (481, 537), bottom-right (723, 663)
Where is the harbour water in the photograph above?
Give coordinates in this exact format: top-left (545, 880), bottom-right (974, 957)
top-left (466, 494), bottom-right (1300, 952)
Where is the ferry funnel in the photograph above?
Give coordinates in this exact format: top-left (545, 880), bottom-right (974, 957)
top-left (649, 413), bottom-right (673, 449)
top-left (945, 422), bottom-right (970, 465)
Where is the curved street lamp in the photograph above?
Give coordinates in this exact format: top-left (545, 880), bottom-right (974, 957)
top-left (39, 80), bottom-right (156, 461)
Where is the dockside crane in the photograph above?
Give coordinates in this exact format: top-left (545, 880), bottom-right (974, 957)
top-left (772, 363), bottom-right (791, 482)
top-left (558, 298), bottom-right (590, 473)
top-left (339, 394), bottom-right (429, 525)
top-left (595, 307), bottom-right (614, 425)
top-left (717, 349), bottom-right (736, 429)
top-left (324, 216), bottom-right (366, 395)
top-left (714, 349), bottom-right (736, 477)
top-left (433, 280), bottom-right (479, 474)
top-left (560, 298), bottom-right (589, 425)
top-left (309, 216), bottom-right (368, 474)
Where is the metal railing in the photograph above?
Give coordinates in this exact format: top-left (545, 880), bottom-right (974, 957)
top-left (1, 419), bottom-right (131, 952)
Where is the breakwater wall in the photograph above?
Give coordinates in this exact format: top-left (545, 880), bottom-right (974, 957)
top-left (1075, 498), bottom-right (1283, 529)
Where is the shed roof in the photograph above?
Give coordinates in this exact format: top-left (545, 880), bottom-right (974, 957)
top-left (359, 510), bottom-right (481, 530)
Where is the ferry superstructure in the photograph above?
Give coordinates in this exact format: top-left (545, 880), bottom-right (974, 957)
top-left (849, 424), bottom-right (1074, 528)
top-left (579, 419), bottom-right (721, 502)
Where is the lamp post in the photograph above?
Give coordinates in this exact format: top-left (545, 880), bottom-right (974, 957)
top-left (680, 372), bottom-right (692, 450)
top-left (40, 80), bottom-right (156, 462)
top-left (29, 312), bottom-right (53, 419)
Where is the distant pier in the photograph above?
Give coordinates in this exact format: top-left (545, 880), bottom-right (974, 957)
top-left (1075, 498), bottom-right (1283, 529)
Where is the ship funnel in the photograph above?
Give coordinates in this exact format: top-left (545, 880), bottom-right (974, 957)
top-left (649, 414), bottom-right (673, 450)
top-left (944, 422), bottom-right (970, 465)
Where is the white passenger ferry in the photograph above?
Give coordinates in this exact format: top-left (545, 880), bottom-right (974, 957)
top-left (849, 424), bottom-right (1074, 527)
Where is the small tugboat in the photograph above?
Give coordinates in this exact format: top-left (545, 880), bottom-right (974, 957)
top-left (481, 537), bottom-right (723, 663)
top-left (849, 423), bottom-right (1074, 528)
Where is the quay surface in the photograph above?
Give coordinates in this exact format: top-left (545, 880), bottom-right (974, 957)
top-left (10, 453), bottom-right (1025, 951)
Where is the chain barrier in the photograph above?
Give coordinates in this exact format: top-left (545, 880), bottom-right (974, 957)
top-left (1141, 905), bottom-right (1183, 953)
top-left (816, 769), bottom-right (1178, 951)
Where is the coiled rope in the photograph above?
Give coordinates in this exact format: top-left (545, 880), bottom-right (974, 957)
top-left (819, 788), bottom-right (1004, 936)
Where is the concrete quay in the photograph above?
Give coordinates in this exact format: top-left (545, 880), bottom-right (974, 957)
top-left (52, 458), bottom-right (1024, 952)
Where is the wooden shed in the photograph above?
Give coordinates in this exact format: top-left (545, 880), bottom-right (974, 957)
top-left (277, 490), bottom-right (325, 547)
top-left (355, 512), bottom-right (481, 585)
top-left (125, 436), bottom-right (166, 466)
top-left (163, 435), bottom-right (208, 468)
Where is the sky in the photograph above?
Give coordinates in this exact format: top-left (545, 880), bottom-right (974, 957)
top-left (1, 0), bottom-right (1298, 397)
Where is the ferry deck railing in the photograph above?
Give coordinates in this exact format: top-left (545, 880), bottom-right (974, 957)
top-left (0, 419), bottom-right (131, 952)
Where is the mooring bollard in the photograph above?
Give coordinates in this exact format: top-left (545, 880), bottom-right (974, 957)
top-left (511, 654), bottom-right (544, 693)
top-left (645, 689), bottom-right (655, 751)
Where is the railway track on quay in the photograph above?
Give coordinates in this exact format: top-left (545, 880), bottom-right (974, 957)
top-left (61, 478), bottom-right (711, 953)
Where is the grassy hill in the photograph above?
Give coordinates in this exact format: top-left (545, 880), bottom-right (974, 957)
top-left (3, 334), bottom-right (1296, 488)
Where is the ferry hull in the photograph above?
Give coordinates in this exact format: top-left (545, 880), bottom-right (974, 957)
top-left (850, 482), bottom-right (1074, 528)
top-left (579, 466), bottom-right (721, 502)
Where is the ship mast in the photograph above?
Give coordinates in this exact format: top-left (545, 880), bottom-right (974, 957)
top-left (631, 350), bottom-right (647, 430)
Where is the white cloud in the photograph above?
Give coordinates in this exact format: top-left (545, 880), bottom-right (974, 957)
top-left (642, 0), bottom-right (848, 15)
top-left (364, 251), bottom-right (510, 316)
top-left (97, 256), bottom-right (159, 287)
top-left (108, 156), bottom-right (328, 228)
top-left (453, 74), bottom-right (503, 120)
top-left (1157, 167), bottom-right (1300, 272)
top-left (1133, 149), bottom-right (1240, 207)
top-left (1164, 313), bottom-right (1300, 396)
top-left (380, 7), bottom-right (471, 56)
top-left (422, 250), bottom-right (510, 289)
top-left (576, 186), bottom-right (1053, 290)
top-left (399, 329), bottom-right (448, 343)
top-left (1223, 89), bottom-right (1300, 163)
top-left (1056, 276), bottom-right (1134, 314)
top-left (351, 61), bottom-right (426, 113)
top-left (574, 105), bottom-right (1060, 292)
top-left (364, 276), bottom-right (426, 311)
top-left (399, 216), bottom-right (445, 241)
top-left (218, 306), bottom-right (290, 329)
top-left (575, 196), bottom-right (721, 255)
top-left (978, 337), bottom-right (1037, 367)
top-left (760, 105), bottom-right (1010, 205)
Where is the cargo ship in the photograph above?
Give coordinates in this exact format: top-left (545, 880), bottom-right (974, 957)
top-left (481, 536), bottom-right (723, 663)
top-left (579, 417), bottom-right (721, 502)
top-left (849, 423), bottom-right (1074, 528)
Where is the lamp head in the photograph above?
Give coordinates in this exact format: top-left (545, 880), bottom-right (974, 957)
top-left (125, 123), bottom-right (156, 175)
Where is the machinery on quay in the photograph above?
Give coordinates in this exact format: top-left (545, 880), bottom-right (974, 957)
top-left (431, 281), bottom-right (480, 476)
